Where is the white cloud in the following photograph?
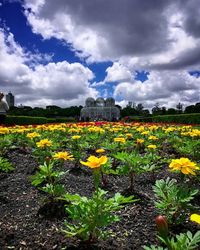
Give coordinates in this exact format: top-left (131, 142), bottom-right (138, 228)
top-left (23, 0), bottom-right (200, 69)
top-left (105, 62), bottom-right (133, 82)
top-left (1, 1), bottom-right (200, 110)
top-left (114, 71), bottom-right (200, 109)
top-left (0, 28), bottom-right (98, 107)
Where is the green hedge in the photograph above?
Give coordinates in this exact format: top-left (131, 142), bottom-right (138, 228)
top-left (152, 113), bottom-right (200, 124)
top-left (124, 113), bottom-right (200, 124)
top-left (5, 115), bottom-right (76, 125)
top-left (127, 116), bottom-right (153, 122)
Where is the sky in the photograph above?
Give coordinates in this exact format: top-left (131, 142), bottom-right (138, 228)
top-left (0, 0), bottom-right (200, 109)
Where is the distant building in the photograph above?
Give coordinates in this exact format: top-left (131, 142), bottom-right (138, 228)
top-left (80, 97), bottom-right (120, 121)
top-left (6, 92), bottom-right (15, 107)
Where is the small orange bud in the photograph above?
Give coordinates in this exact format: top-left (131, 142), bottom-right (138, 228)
top-left (155, 215), bottom-right (168, 238)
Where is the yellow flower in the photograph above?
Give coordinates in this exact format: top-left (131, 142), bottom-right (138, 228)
top-left (36, 139), bottom-right (52, 148)
top-left (149, 125), bottom-right (159, 131)
top-left (125, 133), bottom-right (132, 138)
top-left (53, 152), bottom-right (74, 161)
top-left (80, 155), bottom-right (108, 169)
top-left (68, 128), bottom-right (79, 133)
top-left (136, 138), bottom-right (144, 144)
top-left (169, 158), bottom-right (199, 175)
top-left (27, 132), bottom-right (40, 139)
top-left (72, 135), bottom-right (81, 140)
top-left (147, 144), bottom-right (157, 149)
top-left (114, 137), bottom-right (126, 143)
top-left (148, 135), bottom-right (158, 140)
top-left (96, 149), bottom-right (105, 153)
top-left (0, 127), bottom-right (9, 134)
top-left (141, 131), bottom-right (150, 135)
top-left (136, 126), bottom-right (145, 132)
top-left (190, 214), bottom-right (200, 224)
top-left (163, 127), bottom-right (177, 133)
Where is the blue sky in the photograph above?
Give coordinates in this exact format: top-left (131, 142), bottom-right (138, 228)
top-left (0, 0), bottom-right (199, 108)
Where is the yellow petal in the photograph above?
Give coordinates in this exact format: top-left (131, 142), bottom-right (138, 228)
top-left (190, 214), bottom-right (200, 224)
top-left (99, 156), bottom-right (108, 165)
top-left (80, 160), bottom-right (91, 167)
top-left (88, 155), bottom-right (98, 162)
top-left (181, 167), bottom-right (190, 175)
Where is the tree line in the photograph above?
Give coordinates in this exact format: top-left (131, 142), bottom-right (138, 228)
top-left (121, 102), bottom-right (200, 117)
top-left (8, 102), bottom-right (200, 118)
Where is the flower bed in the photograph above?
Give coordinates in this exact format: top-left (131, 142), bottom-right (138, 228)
top-left (0, 122), bottom-right (200, 249)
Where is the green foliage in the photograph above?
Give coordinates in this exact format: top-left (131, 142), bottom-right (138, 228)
top-left (174, 139), bottom-right (200, 161)
top-left (160, 231), bottom-right (200, 250)
top-left (127, 116), bottom-right (153, 122)
top-left (153, 178), bottom-right (198, 224)
top-left (62, 188), bottom-right (137, 241)
top-left (153, 113), bottom-right (200, 124)
top-left (31, 161), bottom-right (65, 186)
top-left (144, 231), bottom-right (200, 250)
top-left (5, 115), bottom-right (51, 125)
top-left (123, 113), bottom-right (200, 124)
top-left (0, 157), bottom-right (14, 173)
top-left (143, 246), bottom-right (167, 250)
top-left (113, 151), bottom-right (150, 171)
top-left (8, 105), bottom-right (82, 118)
top-left (41, 183), bottom-right (65, 198)
top-left (110, 151), bottom-right (162, 190)
top-left (101, 140), bottom-right (119, 153)
top-left (5, 115), bottom-right (76, 125)
top-left (0, 137), bottom-right (14, 156)
top-left (31, 161), bottom-right (66, 201)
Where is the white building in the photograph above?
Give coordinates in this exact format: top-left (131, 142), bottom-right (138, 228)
top-left (80, 97), bottom-right (120, 121)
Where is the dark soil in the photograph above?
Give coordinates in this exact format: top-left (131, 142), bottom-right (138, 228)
top-left (0, 148), bottom-right (199, 250)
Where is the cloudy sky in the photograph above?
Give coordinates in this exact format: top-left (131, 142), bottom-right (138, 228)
top-left (0, 0), bottom-right (200, 109)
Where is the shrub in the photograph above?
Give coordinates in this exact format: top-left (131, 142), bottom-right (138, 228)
top-left (124, 114), bottom-right (200, 124)
top-left (152, 113), bottom-right (200, 124)
top-left (5, 115), bottom-right (76, 125)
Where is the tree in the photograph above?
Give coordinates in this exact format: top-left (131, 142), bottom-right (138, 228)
top-left (135, 103), bottom-right (144, 115)
top-left (184, 105), bottom-right (195, 114)
top-left (152, 103), bottom-right (161, 115)
top-left (166, 108), bottom-right (177, 115)
top-left (176, 102), bottom-right (183, 113)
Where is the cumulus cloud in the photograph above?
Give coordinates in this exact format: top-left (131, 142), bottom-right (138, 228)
top-left (22, 0), bottom-right (172, 62)
top-left (1, 0), bottom-right (200, 109)
top-left (23, 0), bottom-right (200, 69)
top-left (114, 70), bottom-right (200, 109)
top-left (0, 28), bottom-right (98, 107)
top-left (105, 62), bottom-right (133, 82)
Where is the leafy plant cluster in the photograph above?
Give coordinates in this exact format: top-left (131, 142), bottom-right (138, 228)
top-left (1, 121), bottom-right (200, 247)
top-left (153, 178), bottom-right (198, 224)
top-left (0, 156), bottom-right (14, 173)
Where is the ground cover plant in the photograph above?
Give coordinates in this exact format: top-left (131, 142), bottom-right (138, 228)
top-left (0, 122), bottom-right (200, 249)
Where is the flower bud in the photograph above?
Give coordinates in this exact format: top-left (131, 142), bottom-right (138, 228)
top-left (155, 215), bottom-right (168, 238)
top-left (45, 156), bottom-right (51, 164)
